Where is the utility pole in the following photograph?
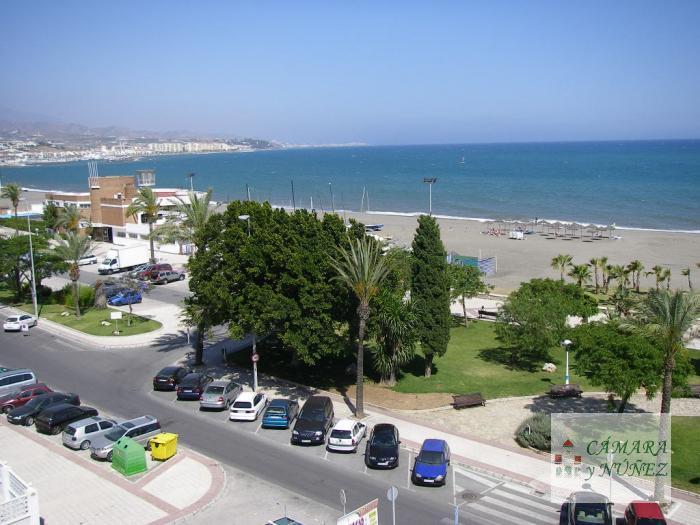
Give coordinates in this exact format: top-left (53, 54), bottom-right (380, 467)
top-left (423, 177), bottom-right (437, 216)
top-left (187, 172), bottom-right (195, 192)
top-left (246, 184), bottom-right (251, 202)
top-left (291, 180), bottom-right (296, 211)
top-left (27, 214), bottom-right (38, 321)
top-left (328, 182), bottom-right (335, 214)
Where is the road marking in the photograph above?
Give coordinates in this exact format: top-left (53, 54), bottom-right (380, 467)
top-left (255, 423), bottom-right (263, 434)
top-left (452, 465), bottom-right (457, 505)
top-left (323, 449), bottom-right (329, 461)
top-left (363, 465), bottom-right (369, 476)
top-left (406, 452), bottom-right (412, 489)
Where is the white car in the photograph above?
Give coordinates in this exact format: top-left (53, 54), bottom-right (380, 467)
top-left (77, 254), bottom-right (98, 266)
top-left (327, 419), bottom-right (366, 452)
top-left (3, 314), bottom-right (37, 332)
top-left (229, 392), bottom-right (267, 421)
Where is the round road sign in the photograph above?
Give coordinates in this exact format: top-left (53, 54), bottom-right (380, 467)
top-left (387, 485), bottom-right (399, 502)
top-left (251, 353), bottom-right (260, 363)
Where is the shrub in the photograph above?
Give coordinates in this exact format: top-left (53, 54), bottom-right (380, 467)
top-left (515, 413), bottom-right (551, 451)
top-left (62, 284), bottom-right (95, 309)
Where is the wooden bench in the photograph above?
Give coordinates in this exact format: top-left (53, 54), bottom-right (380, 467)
top-left (477, 309), bottom-right (498, 320)
top-left (548, 384), bottom-right (583, 398)
top-left (451, 392), bottom-right (486, 409)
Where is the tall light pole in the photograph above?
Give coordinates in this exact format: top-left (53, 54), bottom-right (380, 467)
top-left (561, 339), bottom-right (572, 385)
top-left (423, 177), bottom-right (437, 216)
top-left (238, 214), bottom-right (250, 237)
top-left (238, 212), bottom-right (256, 391)
top-left (27, 214), bottom-right (38, 321)
top-left (328, 182), bottom-right (335, 214)
top-left (187, 172), bottom-right (195, 192)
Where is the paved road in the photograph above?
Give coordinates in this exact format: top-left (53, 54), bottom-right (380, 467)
top-left (0, 322), bottom-right (563, 524)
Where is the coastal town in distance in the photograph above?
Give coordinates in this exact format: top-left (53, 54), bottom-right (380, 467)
top-left (1, 2), bottom-right (699, 525)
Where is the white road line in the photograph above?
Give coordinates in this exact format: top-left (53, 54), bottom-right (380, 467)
top-left (255, 423), bottom-right (263, 434)
top-left (323, 449), bottom-right (330, 461)
top-left (452, 466), bottom-right (457, 505)
top-left (406, 452), bottom-right (412, 489)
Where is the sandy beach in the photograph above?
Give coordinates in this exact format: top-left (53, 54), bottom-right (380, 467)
top-left (339, 211), bottom-right (700, 293)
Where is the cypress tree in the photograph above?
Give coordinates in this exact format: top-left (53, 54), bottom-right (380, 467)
top-left (411, 215), bottom-right (451, 377)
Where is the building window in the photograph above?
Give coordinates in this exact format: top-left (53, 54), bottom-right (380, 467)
top-left (79, 203), bottom-right (90, 208)
top-left (128, 233), bottom-right (138, 239)
top-left (139, 234), bottom-right (149, 240)
top-left (116, 231), bottom-right (126, 238)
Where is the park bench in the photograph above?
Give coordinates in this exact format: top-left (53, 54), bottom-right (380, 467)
top-left (689, 384), bottom-right (700, 398)
top-left (451, 392), bottom-right (486, 409)
top-left (548, 384), bottom-right (583, 398)
top-left (477, 308), bottom-right (498, 320)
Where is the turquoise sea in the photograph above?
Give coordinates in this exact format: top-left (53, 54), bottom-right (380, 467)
top-left (3, 141), bottom-right (699, 232)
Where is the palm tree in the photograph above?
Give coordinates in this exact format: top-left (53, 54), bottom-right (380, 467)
top-left (663, 268), bottom-right (671, 291)
top-left (126, 187), bottom-right (162, 263)
top-left (331, 237), bottom-right (389, 418)
top-left (681, 267), bottom-right (692, 290)
top-left (623, 290), bottom-right (700, 503)
top-left (608, 264), bottom-right (629, 291)
top-left (646, 265), bottom-right (665, 291)
top-left (150, 189), bottom-right (213, 255)
top-left (373, 292), bottom-right (416, 386)
top-left (551, 254), bottom-right (573, 282)
top-left (55, 204), bottom-right (82, 233)
top-left (627, 260), bottom-right (644, 293)
top-left (49, 233), bottom-right (93, 319)
top-left (1, 182), bottom-right (22, 232)
top-left (599, 256), bottom-right (609, 293)
top-left (568, 264), bottom-right (592, 288)
top-left (589, 258), bottom-right (601, 293)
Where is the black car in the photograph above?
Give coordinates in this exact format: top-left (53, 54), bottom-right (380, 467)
top-left (6, 392), bottom-right (81, 426)
top-left (176, 373), bottom-right (213, 400)
top-left (365, 423), bottom-right (400, 469)
top-left (35, 404), bottom-right (99, 435)
top-left (153, 366), bottom-right (190, 391)
top-left (291, 396), bottom-right (334, 446)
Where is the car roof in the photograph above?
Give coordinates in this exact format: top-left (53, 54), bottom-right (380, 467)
top-left (209, 379), bottom-right (233, 387)
top-left (269, 398), bottom-right (291, 407)
top-left (0, 368), bottom-right (33, 378)
top-left (236, 392), bottom-right (257, 401)
top-left (373, 423), bottom-right (396, 433)
top-left (422, 439), bottom-right (447, 452)
top-left (158, 366), bottom-right (180, 374)
top-left (569, 491), bottom-right (610, 504)
top-left (303, 395), bottom-right (330, 407)
top-left (68, 416), bottom-right (103, 427)
top-left (333, 419), bottom-right (357, 431)
top-left (629, 501), bottom-right (664, 518)
top-left (121, 415), bottom-right (156, 428)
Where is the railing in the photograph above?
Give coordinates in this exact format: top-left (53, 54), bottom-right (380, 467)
top-left (0, 461), bottom-right (40, 525)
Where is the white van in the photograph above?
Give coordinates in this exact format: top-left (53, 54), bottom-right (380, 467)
top-left (0, 369), bottom-right (38, 397)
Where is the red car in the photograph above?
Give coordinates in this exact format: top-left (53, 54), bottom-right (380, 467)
top-left (623, 501), bottom-right (667, 525)
top-left (0, 383), bottom-right (53, 413)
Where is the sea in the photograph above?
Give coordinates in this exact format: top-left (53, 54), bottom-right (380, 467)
top-left (3, 141), bottom-right (699, 232)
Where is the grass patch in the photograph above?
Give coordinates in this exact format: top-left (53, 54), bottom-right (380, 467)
top-left (672, 416), bottom-right (700, 493)
top-left (394, 321), bottom-right (595, 399)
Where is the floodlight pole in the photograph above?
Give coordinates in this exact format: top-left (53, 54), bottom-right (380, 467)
top-left (561, 339), bottom-right (572, 385)
top-left (423, 177), bottom-right (437, 216)
top-left (27, 214), bottom-right (38, 320)
top-left (187, 172), bottom-right (195, 192)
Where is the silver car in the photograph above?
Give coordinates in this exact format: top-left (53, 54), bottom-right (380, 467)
top-left (90, 415), bottom-right (161, 461)
top-left (200, 379), bottom-right (242, 410)
top-left (62, 416), bottom-right (119, 450)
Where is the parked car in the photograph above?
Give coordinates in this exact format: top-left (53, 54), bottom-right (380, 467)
top-left (144, 263), bottom-right (172, 280)
top-left (0, 383), bottom-right (52, 413)
top-left (62, 416), bottom-right (120, 450)
top-left (566, 491), bottom-right (612, 525)
top-left (0, 368), bottom-right (38, 397)
top-left (152, 366), bottom-right (190, 391)
top-left (229, 392), bottom-right (267, 421)
top-left (328, 419), bottom-right (366, 453)
top-left (107, 290), bottom-right (142, 306)
top-left (77, 254), bottom-right (98, 266)
top-left (200, 379), bottom-right (242, 410)
top-left (364, 423), bottom-right (400, 469)
top-left (176, 373), bottom-right (213, 400)
top-left (129, 263), bottom-right (154, 279)
top-left (151, 269), bottom-right (185, 285)
top-left (412, 439), bottom-right (450, 486)
top-left (291, 396), bottom-right (334, 445)
top-left (90, 415), bottom-right (161, 461)
top-left (623, 501), bottom-right (666, 525)
top-left (35, 404), bottom-right (98, 435)
top-left (6, 392), bottom-right (80, 426)
top-left (3, 314), bottom-right (37, 332)
top-left (101, 280), bottom-right (128, 299)
top-left (262, 399), bottom-right (299, 429)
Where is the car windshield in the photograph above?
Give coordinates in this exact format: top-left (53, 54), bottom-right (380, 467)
top-left (233, 401), bottom-right (252, 409)
top-left (266, 407), bottom-right (286, 415)
top-left (104, 426), bottom-right (127, 442)
top-left (6, 317), bottom-right (19, 322)
top-left (300, 409), bottom-right (326, 422)
top-left (331, 429), bottom-right (352, 439)
top-left (418, 450), bottom-right (445, 465)
top-left (573, 504), bottom-right (610, 525)
top-left (24, 397), bottom-right (44, 408)
top-left (206, 386), bottom-right (224, 394)
top-left (372, 431), bottom-right (397, 446)
top-left (102, 258), bottom-right (115, 265)
top-left (64, 426), bottom-right (76, 436)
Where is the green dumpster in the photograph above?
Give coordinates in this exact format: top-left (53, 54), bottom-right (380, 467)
top-left (111, 436), bottom-right (147, 476)
top-left (150, 432), bottom-right (178, 461)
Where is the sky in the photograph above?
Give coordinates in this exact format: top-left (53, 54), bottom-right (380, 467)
top-left (2, 1), bottom-right (700, 145)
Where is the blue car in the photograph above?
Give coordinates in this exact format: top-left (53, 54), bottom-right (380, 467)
top-left (412, 439), bottom-right (450, 486)
top-left (262, 399), bottom-right (299, 429)
top-left (107, 290), bottom-right (142, 306)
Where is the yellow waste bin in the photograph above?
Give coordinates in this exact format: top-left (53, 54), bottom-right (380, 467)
top-left (150, 432), bottom-right (178, 461)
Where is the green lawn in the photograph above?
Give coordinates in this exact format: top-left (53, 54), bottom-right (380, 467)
top-left (394, 321), bottom-right (595, 399)
top-left (672, 416), bottom-right (700, 493)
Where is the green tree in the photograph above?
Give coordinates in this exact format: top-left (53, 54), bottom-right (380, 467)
top-left (371, 291), bottom-right (417, 386)
top-left (42, 202), bottom-right (59, 231)
top-left (599, 256), bottom-right (609, 293)
top-left (646, 265), bottom-right (665, 291)
top-left (589, 258), bottom-right (602, 293)
top-left (495, 279), bottom-right (598, 367)
top-left (48, 233), bottom-right (93, 318)
top-left (0, 234), bottom-right (64, 301)
top-left (181, 298), bottom-right (210, 366)
top-left (331, 236), bottom-right (389, 418)
top-left (449, 264), bottom-right (489, 327)
top-left (662, 268), bottom-right (671, 291)
top-left (608, 264), bottom-right (630, 291)
top-left (681, 267), bottom-right (692, 290)
top-left (151, 189), bottom-right (214, 255)
top-left (568, 263), bottom-right (592, 288)
top-left (411, 215), bottom-right (451, 377)
top-left (551, 253), bottom-right (573, 282)
top-left (571, 322), bottom-right (661, 412)
top-left (627, 260), bottom-right (645, 293)
top-left (382, 247), bottom-right (413, 295)
top-left (126, 187), bottom-right (162, 263)
top-left (55, 204), bottom-right (83, 233)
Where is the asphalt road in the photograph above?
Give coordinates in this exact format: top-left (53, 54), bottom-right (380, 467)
top-left (0, 323), bottom-right (476, 525)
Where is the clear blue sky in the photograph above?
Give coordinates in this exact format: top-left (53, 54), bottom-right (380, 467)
top-left (2, 1), bottom-right (699, 144)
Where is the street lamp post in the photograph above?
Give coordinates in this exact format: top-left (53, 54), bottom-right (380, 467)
top-left (561, 339), bottom-right (573, 385)
top-left (238, 213), bottom-right (256, 390)
top-left (187, 172), bottom-right (195, 192)
top-left (423, 177), bottom-right (437, 216)
top-left (238, 214), bottom-right (251, 237)
top-left (27, 214), bottom-right (38, 321)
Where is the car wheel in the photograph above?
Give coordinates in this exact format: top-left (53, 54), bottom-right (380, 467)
top-left (25, 416), bottom-right (34, 426)
top-left (179, 274), bottom-right (185, 281)
top-left (2, 405), bottom-right (12, 414)
top-left (80, 440), bottom-right (91, 450)
top-left (160, 279), bottom-right (167, 285)
top-left (50, 425), bottom-right (62, 435)
top-left (107, 451), bottom-right (113, 462)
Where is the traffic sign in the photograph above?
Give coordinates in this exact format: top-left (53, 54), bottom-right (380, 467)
top-left (386, 485), bottom-right (398, 502)
top-left (251, 353), bottom-right (260, 363)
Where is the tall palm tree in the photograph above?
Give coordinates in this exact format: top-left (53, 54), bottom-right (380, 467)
top-left (599, 256), bottom-right (609, 293)
top-left (646, 265), bottom-right (665, 291)
top-left (55, 204), bottom-right (82, 233)
top-left (627, 260), bottom-right (644, 293)
top-left (589, 258), bottom-right (601, 293)
top-left (608, 264), bottom-right (629, 291)
top-left (623, 290), bottom-right (700, 503)
top-left (374, 292), bottom-right (416, 386)
top-left (568, 264), bottom-right (592, 288)
top-left (49, 233), bottom-right (93, 319)
top-left (551, 253), bottom-right (573, 282)
top-left (150, 189), bottom-right (213, 255)
top-left (1, 182), bottom-right (22, 232)
top-left (681, 267), bottom-right (692, 290)
top-left (663, 268), bottom-right (671, 291)
top-left (331, 237), bottom-right (389, 418)
top-left (126, 187), bottom-right (162, 263)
